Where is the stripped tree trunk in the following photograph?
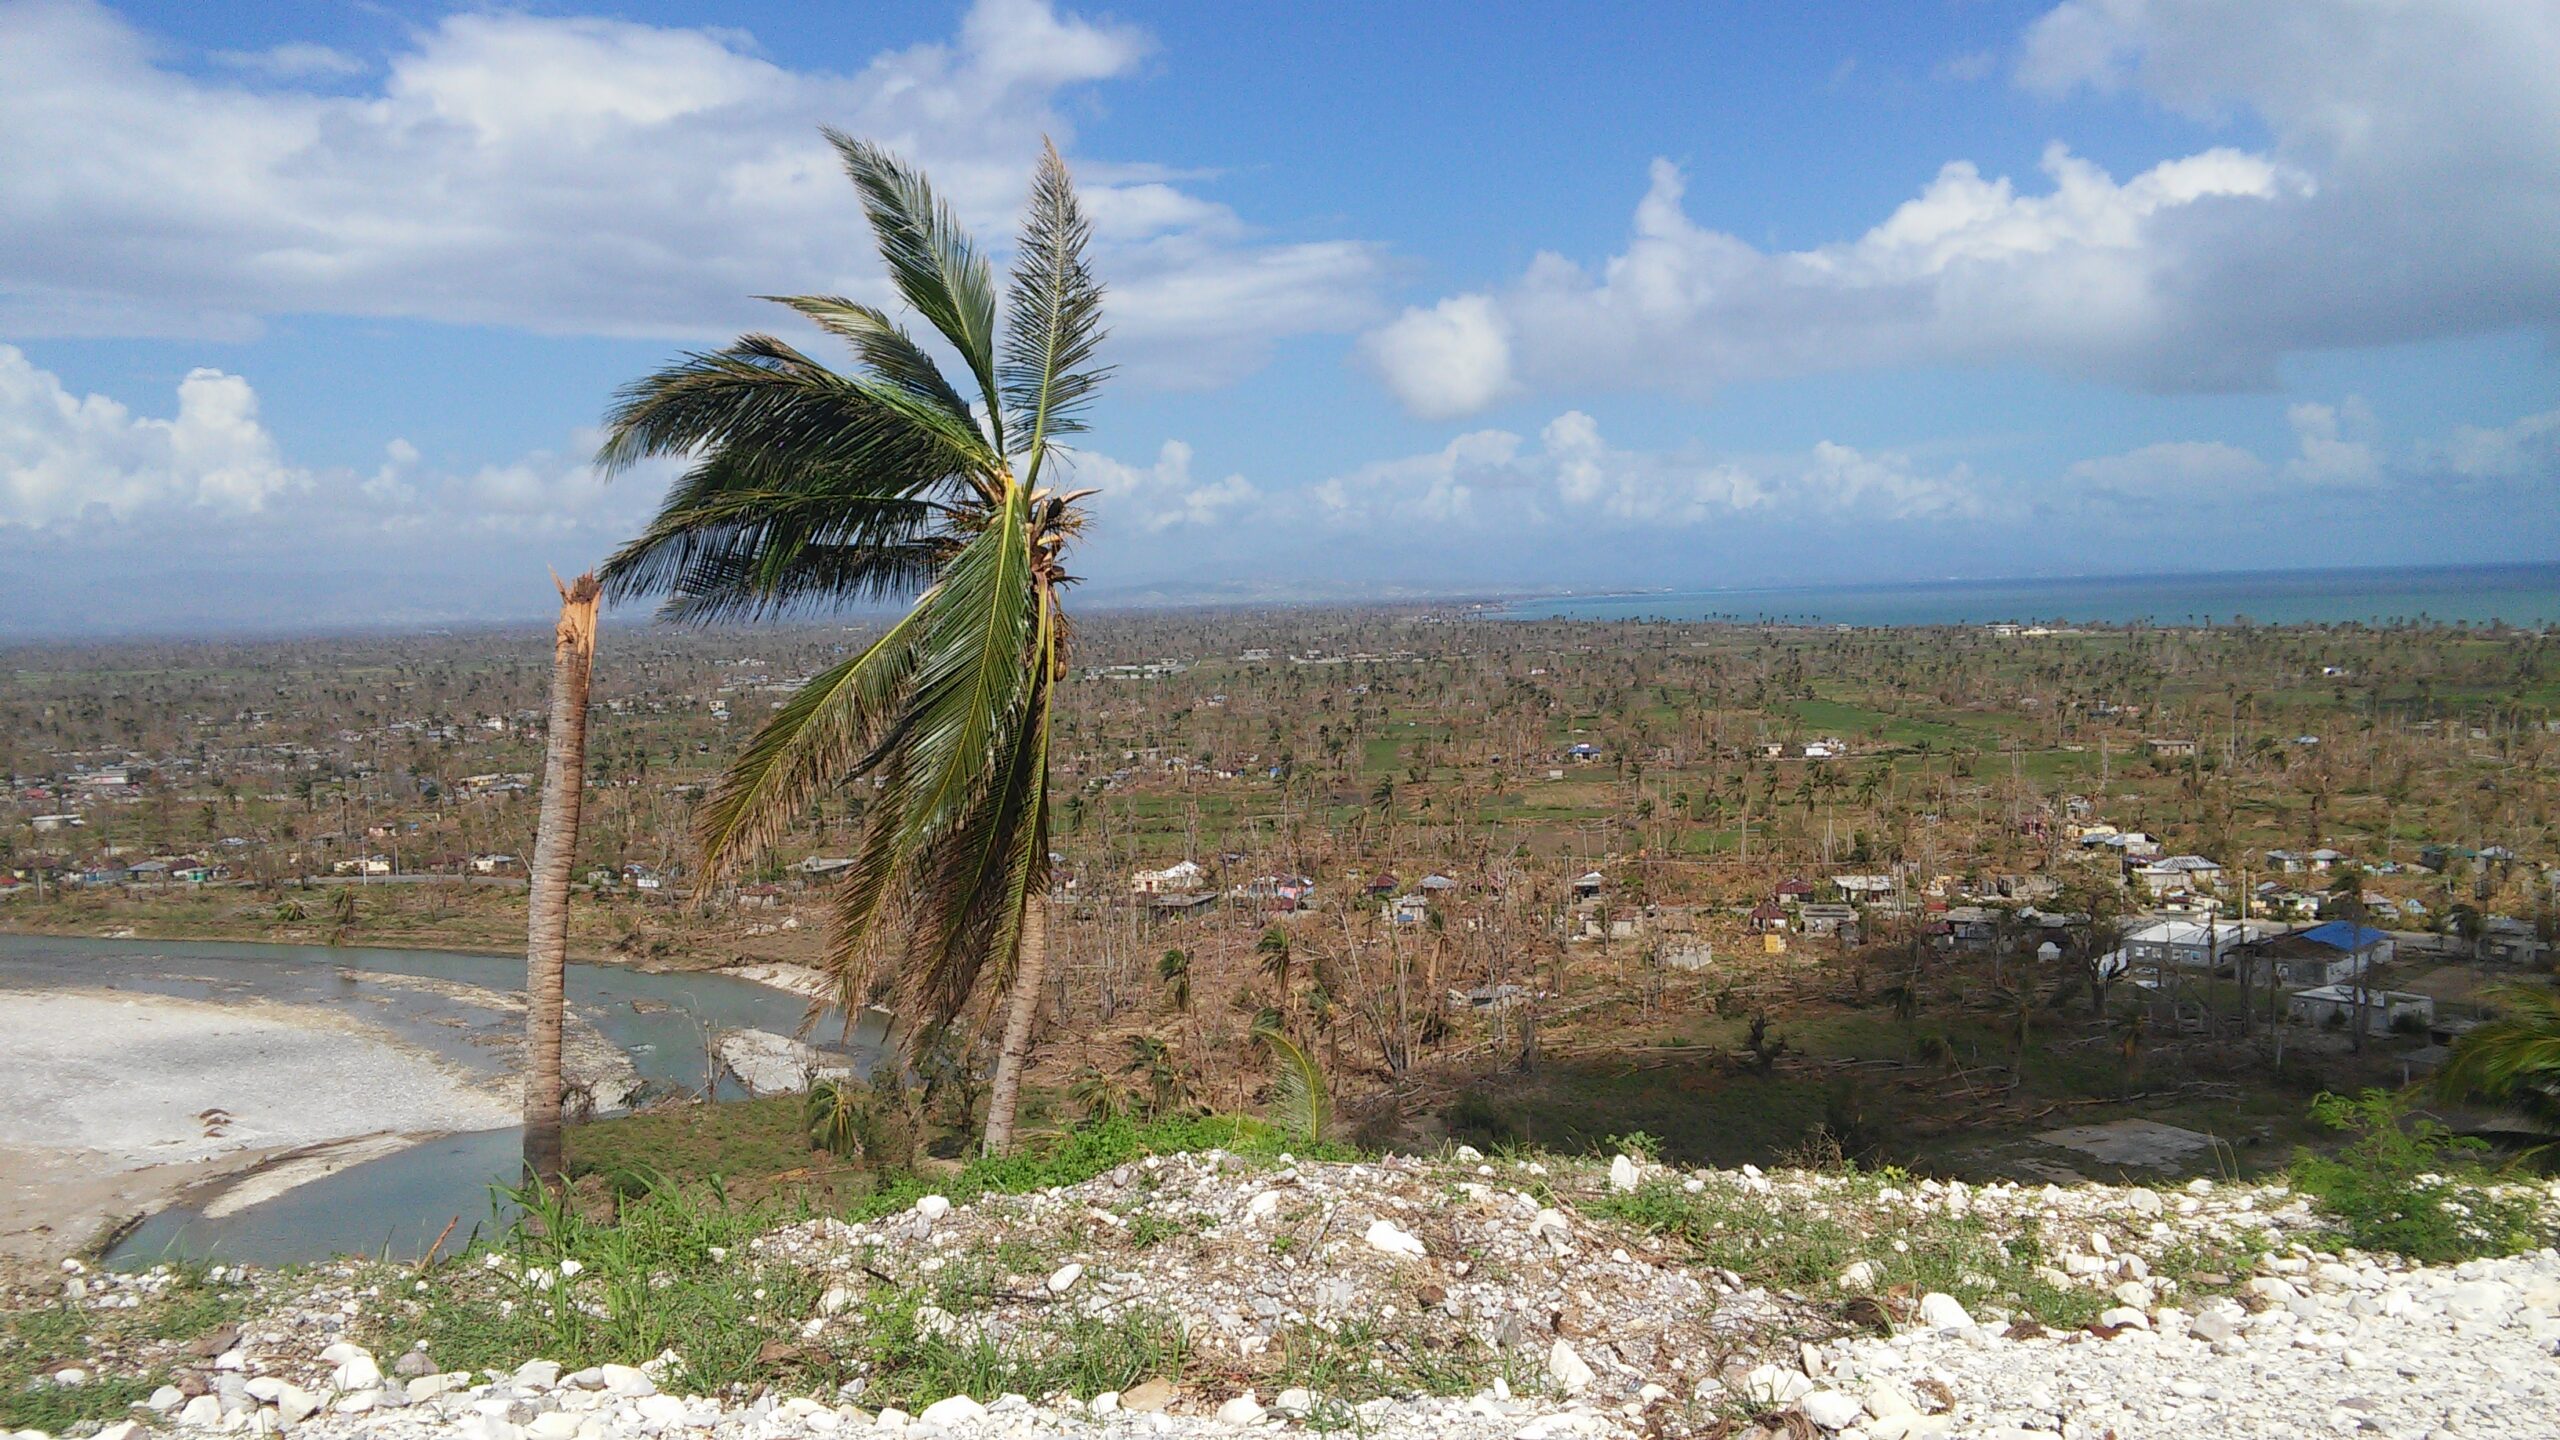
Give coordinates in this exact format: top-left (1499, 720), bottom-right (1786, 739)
top-left (524, 573), bottom-right (601, 1189)
top-left (981, 897), bottom-right (1048, 1154)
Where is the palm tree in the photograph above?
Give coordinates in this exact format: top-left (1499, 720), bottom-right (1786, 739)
top-left (2438, 983), bottom-right (2560, 1138)
top-left (596, 136), bottom-right (1107, 1155)
top-left (1255, 925), bottom-right (1294, 998)
top-left (524, 572), bottom-right (601, 1188)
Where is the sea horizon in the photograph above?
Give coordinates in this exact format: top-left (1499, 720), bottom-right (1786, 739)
top-left (1488, 560), bottom-right (2560, 629)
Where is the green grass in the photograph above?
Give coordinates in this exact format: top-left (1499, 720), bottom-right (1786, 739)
top-left (0, 1267), bottom-right (246, 1432)
top-left (377, 1114), bottom-right (1345, 1399)
top-left (1587, 1177), bottom-right (2113, 1329)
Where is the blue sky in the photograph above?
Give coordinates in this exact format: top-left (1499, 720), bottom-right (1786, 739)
top-left (1, 0), bottom-right (2555, 632)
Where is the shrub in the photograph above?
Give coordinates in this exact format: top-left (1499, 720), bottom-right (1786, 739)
top-left (2288, 1089), bottom-right (2547, 1263)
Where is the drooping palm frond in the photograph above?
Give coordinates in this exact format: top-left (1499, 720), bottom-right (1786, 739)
top-left (825, 130), bottom-right (1006, 449)
top-left (2439, 983), bottom-right (2560, 1133)
top-left (1002, 140), bottom-right (1110, 478)
top-left (1254, 1012), bottom-right (1332, 1144)
top-left (692, 606), bottom-right (928, 882)
top-left (599, 469), bottom-right (944, 621)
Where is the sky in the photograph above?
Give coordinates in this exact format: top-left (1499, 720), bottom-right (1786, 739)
top-left (1, 0), bottom-right (2556, 635)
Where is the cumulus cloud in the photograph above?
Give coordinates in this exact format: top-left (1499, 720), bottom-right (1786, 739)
top-left (0, 347), bottom-right (679, 629)
top-left (1067, 440), bottom-right (1259, 534)
top-left (0, 0), bottom-right (1382, 385)
top-left (2428, 409), bottom-right (2560, 481)
top-left (1366, 0), bottom-right (2560, 415)
top-left (1302, 412), bottom-right (1973, 529)
top-left (2065, 394), bottom-right (2529, 507)
top-left (0, 345), bottom-right (302, 525)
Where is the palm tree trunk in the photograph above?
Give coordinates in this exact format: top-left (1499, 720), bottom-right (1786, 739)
top-left (982, 896), bottom-right (1048, 1154)
top-left (524, 573), bottom-right (600, 1189)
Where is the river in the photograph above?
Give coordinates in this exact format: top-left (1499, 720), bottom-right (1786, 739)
top-left (0, 933), bottom-right (882, 1265)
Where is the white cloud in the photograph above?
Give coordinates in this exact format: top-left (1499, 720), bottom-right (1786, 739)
top-left (2065, 439), bottom-right (2268, 497)
top-left (0, 344), bottom-right (302, 525)
top-left (1300, 412), bottom-right (1969, 530)
top-left (207, 41), bottom-right (363, 81)
top-left (2279, 398), bottom-right (2382, 489)
top-left (1367, 0), bottom-right (2560, 415)
top-left (2065, 395), bottom-right (2494, 505)
top-left (0, 0), bottom-right (1381, 385)
top-left (2429, 409), bottom-right (2560, 480)
top-left (1068, 440), bottom-right (1259, 533)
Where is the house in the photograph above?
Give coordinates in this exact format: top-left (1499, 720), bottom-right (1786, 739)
top-left (1773, 878), bottom-right (1815, 904)
top-left (2289, 985), bottom-right (2434, 1037)
top-left (2241, 922), bottom-right (2390, 987)
top-left (331, 855), bottom-right (394, 877)
top-left (1749, 902), bottom-right (1788, 933)
top-left (1130, 860), bottom-right (1207, 896)
top-left (1383, 893), bottom-right (1431, 926)
top-left (2479, 916), bottom-right (2551, 968)
top-left (2143, 737), bottom-right (2198, 758)
top-left (2264, 849), bottom-right (2307, 874)
top-left (1658, 941), bottom-right (1714, 972)
top-left (1447, 984), bottom-right (1528, 1010)
top-left (2132, 854), bottom-right (2225, 897)
top-left (796, 855), bottom-right (857, 878)
top-left (1231, 874), bottom-right (1316, 909)
top-left (467, 853), bottom-right (519, 874)
top-left (2112, 918), bottom-right (2271, 974)
top-left (2308, 848), bottom-right (2352, 872)
top-left (1941, 905), bottom-right (2000, 953)
top-left (1565, 743), bottom-right (1603, 764)
top-left (30, 814), bottom-right (83, 832)
top-left (1570, 871), bottom-right (1606, 899)
top-left (1418, 873), bottom-right (1460, 895)
top-left (1831, 873), bottom-right (1896, 901)
top-left (1797, 903), bottom-right (1861, 941)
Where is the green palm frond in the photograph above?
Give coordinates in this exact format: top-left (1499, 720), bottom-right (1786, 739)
top-left (757, 294), bottom-right (998, 468)
top-left (825, 131), bottom-right (1006, 450)
top-left (1002, 139), bottom-right (1109, 478)
top-left (1254, 1012), bottom-right (1332, 1144)
top-left (2439, 983), bottom-right (2560, 1131)
top-left (873, 486), bottom-right (1039, 850)
top-left (594, 336), bottom-right (972, 482)
top-left (694, 606), bottom-right (927, 881)
top-left (897, 633), bottom-right (1052, 1033)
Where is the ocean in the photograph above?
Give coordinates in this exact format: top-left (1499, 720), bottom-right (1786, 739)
top-left (1489, 563), bottom-right (2560, 629)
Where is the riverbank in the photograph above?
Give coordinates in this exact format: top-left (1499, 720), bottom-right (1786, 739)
top-left (0, 935), bottom-right (866, 1268)
top-left (0, 989), bottom-right (516, 1267)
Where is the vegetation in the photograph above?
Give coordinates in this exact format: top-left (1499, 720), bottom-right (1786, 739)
top-left (2438, 983), bottom-right (2560, 1138)
top-left (593, 134), bottom-right (1110, 1156)
top-left (2287, 1089), bottom-right (2548, 1262)
top-left (0, 1267), bottom-right (244, 1432)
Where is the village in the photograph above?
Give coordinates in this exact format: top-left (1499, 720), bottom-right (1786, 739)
top-left (5, 611), bottom-right (2554, 1169)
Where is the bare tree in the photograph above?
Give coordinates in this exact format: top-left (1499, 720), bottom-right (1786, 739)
top-left (524, 573), bottom-right (600, 1189)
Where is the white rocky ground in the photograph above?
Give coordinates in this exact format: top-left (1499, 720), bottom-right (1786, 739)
top-left (16, 1152), bottom-right (2560, 1440)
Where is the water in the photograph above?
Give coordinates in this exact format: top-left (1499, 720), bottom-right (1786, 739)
top-left (1491, 562), bottom-right (2560, 629)
top-left (0, 933), bottom-right (878, 1265)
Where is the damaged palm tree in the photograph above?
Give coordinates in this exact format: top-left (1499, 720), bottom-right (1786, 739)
top-left (524, 571), bottom-right (601, 1188)
top-left (596, 134), bottom-right (1107, 1154)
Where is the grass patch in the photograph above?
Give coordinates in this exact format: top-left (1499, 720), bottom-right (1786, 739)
top-left (0, 1266), bottom-right (246, 1432)
top-left (377, 1114), bottom-right (1342, 1400)
top-left (1587, 1177), bottom-right (2111, 1330)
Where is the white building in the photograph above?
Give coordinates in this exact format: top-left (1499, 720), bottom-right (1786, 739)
top-left (1131, 860), bottom-right (1207, 895)
top-left (2289, 985), bottom-right (2433, 1037)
